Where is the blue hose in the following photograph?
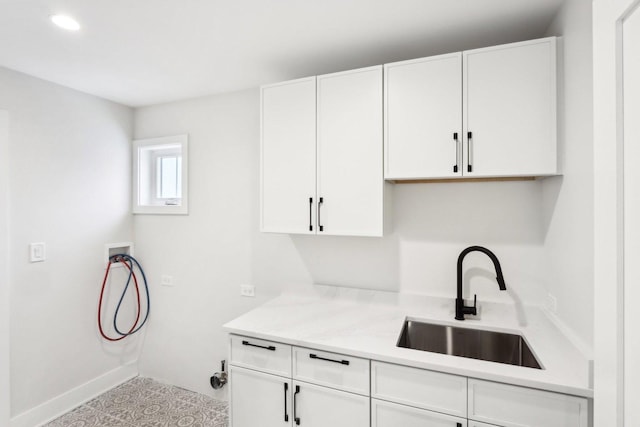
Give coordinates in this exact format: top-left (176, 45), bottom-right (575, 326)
top-left (109, 254), bottom-right (150, 337)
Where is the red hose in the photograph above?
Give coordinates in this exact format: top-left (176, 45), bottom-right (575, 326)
top-left (98, 257), bottom-right (142, 341)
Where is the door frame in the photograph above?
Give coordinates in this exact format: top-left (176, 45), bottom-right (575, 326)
top-left (0, 110), bottom-right (10, 425)
top-left (593, 0), bottom-right (640, 425)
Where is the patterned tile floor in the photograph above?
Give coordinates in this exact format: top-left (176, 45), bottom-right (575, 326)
top-left (44, 377), bottom-right (228, 427)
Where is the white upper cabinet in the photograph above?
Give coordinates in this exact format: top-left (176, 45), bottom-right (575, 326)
top-left (261, 77), bottom-right (317, 234)
top-left (261, 37), bottom-right (558, 236)
top-left (385, 37), bottom-right (557, 180)
top-left (385, 53), bottom-right (463, 179)
top-left (260, 67), bottom-right (384, 237)
top-left (463, 37), bottom-right (557, 177)
top-left (317, 65), bottom-right (384, 236)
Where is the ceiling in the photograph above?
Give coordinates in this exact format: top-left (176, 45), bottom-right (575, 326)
top-left (0, 0), bottom-right (564, 107)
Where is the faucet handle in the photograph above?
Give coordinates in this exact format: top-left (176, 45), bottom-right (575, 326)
top-left (457, 294), bottom-right (478, 319)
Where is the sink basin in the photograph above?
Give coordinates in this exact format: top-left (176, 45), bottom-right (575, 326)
top-left (397, 320), bottom-right (542, 369)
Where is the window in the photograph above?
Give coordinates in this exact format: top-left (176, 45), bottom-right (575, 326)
top-left (133, 135), bottom-right (188, 214)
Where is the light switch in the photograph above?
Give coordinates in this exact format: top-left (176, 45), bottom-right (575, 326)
top-left (29, 243), bottom-right (46, 262)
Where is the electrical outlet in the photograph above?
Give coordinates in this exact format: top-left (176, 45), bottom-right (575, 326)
top-left (546, 293), bottom-right (557, 313)
top-left (161, 275), bottom-right (174, 286)
top-left (240, 284), bottom-right (255, 297)
top-left (29, 242), bottom-right (46, 262)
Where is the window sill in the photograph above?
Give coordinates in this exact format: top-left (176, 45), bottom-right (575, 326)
top-left (133, 205), bottom-right (188, 215)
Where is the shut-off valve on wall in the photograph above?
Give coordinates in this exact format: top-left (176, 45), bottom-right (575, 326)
top-left (210, 360), bottom-right (227, 389)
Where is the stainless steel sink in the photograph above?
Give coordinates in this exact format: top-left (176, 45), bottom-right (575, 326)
top-left (397, 320), bottom-right (542, 369)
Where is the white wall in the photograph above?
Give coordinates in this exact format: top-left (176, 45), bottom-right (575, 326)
top-left (0, 67), bottom-right (136, 421)
top-left (291, 181), bottom-right (547, 306)
top-left (133, 89), bottom-right (312, 398)
top-left (542, 0), bottom-right (594, 352)
top-left (0, 110), bottom-right (10, 426)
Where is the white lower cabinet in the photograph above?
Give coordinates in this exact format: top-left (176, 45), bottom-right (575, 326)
top-left (228, 335), bottom-right (590, 427)
top-left (468, 379), bottom-right (589, 427)
top-left (293, 346), bottom-right (370, 395)
top-left (229, 366), bottom-right (291, 427)
top-left (371, 361), bottom-right (467, 418)
top-left (293, 381), bottom-right (369, 427)
top-left (372, 399), bottom-right (467, 427)
top-left (229, 336), bottom-right (371, 427)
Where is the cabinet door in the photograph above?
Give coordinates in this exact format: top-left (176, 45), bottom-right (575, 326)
top-left (293, 381), bottom-right (369, 427)
top-left (372, 399), bottom-right (467, 427)
top-left (261, 77), bottom-right (317, 234)
top-left (385, 53), bottom-right (463, 179)
top-left (229, 366), bottom-right (291, 427)
top-left (468, 379), bottom-right (588, 427)
top-left (317, 66), bottom-right (384, 237)
top-left (463, 37), bottom-right (557, 177)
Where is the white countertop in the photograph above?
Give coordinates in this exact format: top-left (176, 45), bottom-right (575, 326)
top-left (223, 285), bottom-right (593, 398)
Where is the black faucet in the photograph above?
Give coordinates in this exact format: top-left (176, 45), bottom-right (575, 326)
top-left (455, 246), bottom-right (507, 320)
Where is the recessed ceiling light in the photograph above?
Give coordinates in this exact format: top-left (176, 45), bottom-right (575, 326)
top-left (50, 14), bottom-right (81, 31)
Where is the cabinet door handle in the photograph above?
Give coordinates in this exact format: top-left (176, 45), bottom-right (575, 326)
top-left (293, 385), bottom-right (301, 425)
top-left (456, 423), bottom-right (462, 427)
top-left (467, 131), bottom-right (473, 172)
top-left (308, 197), bottom-right (313, 232)
top-left (283, 382), bottom-right (289, 422)
top-left (453, 132), bottom-right (459, 173)
top-left (241, 340), bottom-right (275, 351)
top-left (309, 353), bottom-right (350, 365)
top-left (317, 197), bottom-right (324, 232)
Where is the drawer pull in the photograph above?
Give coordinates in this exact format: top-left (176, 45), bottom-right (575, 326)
top-left (241, 340), bottom-right (276, 351)
top-left (457, 424), bottom-right (462, 427)
top-left (309, 353), bottom-right (350, 365)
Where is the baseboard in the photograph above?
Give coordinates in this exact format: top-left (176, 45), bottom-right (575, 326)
top-left (11, 362), bottom-right (138, 427)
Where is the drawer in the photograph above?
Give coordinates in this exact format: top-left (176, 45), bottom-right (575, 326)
top-left (371, 361), bottom-right (467, 418)
top-left (468, 379), bottom-right (589, 427)
top-left (293, 347), bottom-right (369, 395)
top-left (229, 335), bottom-right (291, 377)
top-left (372, 399), bottom-right (467, 427)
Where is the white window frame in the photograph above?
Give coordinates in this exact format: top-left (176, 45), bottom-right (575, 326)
top-left (132, 134), bottom-right (188, 215)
